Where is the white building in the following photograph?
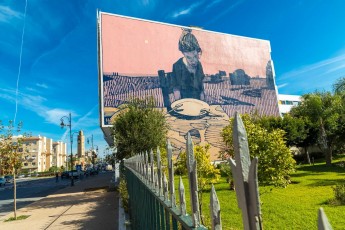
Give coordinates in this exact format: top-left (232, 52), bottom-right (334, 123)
top-left (52, 141), bottom-right (67, 170)
top-left (278, 94), bottom-right (301, 116)
top-left (16, 136), bottom-right (67, 173)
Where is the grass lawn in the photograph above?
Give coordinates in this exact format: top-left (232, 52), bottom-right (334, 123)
top-left (174, 160), bottom-right (345, 229)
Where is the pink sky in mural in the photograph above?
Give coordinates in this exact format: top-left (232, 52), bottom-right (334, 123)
top-left (101, 14), bottom-right (271, 77)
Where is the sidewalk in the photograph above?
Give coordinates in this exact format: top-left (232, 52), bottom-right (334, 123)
top-left (0, 172), bottom-right (119, 230)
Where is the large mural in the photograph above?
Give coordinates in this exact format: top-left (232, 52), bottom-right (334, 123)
top-left (99, 12), bottom-right (280, 160)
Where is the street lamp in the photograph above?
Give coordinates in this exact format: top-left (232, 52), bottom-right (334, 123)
top-left (60, 112), bottom-right (74, 186)
top-left (87, 135), bottom-right (98, 166)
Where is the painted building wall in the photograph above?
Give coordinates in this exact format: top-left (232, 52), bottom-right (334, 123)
top-left (98, 12), bottom-right (280, 159)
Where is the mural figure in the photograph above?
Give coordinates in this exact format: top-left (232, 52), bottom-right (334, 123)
top-left (159, 29), bottom-right (205, 109)
top-left (171, 29), bottom-right (205, 102)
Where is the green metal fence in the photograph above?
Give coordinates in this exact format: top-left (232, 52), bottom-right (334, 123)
top-left (123, 112), bottom-right (333, 230)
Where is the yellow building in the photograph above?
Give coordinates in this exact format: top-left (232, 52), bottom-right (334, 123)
top-left (18, 136), bottom-right (67, 173)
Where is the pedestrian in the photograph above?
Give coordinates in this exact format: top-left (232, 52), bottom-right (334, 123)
top-left (56, 172), bottom-right (59, 183)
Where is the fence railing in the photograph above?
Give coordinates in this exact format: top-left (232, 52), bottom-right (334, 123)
top-left (123, 112), bottom-right (333, 230)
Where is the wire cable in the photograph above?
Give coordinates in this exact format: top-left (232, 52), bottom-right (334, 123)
top-left (13, 0), bottom-right (28, 124)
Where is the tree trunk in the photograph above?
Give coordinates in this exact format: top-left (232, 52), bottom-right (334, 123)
top-left (325, 148), bottom-right (333, 166)
top-left (304, 147), bottom-right (311, 165)
top-left (13, 168), bottom-right (17, 219)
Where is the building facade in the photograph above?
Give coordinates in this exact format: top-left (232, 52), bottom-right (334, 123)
top-left (98, 12), bottom-right (281, 160)
top-left (18, 136), bottom-right (67, 173)
top-left (278, 94), bottom-right (301, 116)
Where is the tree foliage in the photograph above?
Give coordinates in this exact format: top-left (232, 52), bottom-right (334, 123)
top-left (290, 92), bottom-right (345, 166)
top-left (256, 114), bottom-right (318, 163)
top-left (333, 77), bottom-right (345, 95)
top-left (175, 144), bottom-right (220, 224)
top-left (111, 97), bottom-right (169, 160)
top-left (222, 114), bottom-right (296, 187)
top-left (0, 121), bottom-right (26, 175)
top-left (176, 144), bottom-right (220, 190)
top-left (0, 120), bottom-right (30, 220)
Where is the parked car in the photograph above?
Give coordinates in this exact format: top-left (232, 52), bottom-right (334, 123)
top-left (0, 177), bottom-right (6, 187)
top-left (90, 168), bottom-right (99, 175)
top-left (4, 175), bottom-right (13, 183)
top-left (68, 170), bottom-right (83, 178)
top-left (61, 171), bottom-right (69, 179)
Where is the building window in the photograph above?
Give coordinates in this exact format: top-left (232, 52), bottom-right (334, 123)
top-left (24, 163), bottom-right (28, 166)
top-left (32, 162), bottom-right (36, 166)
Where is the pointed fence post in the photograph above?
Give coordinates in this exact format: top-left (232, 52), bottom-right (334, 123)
top-left (318, 208), bottom-right (332, 230)
top-left (163, 173), bottom-right (168, 201)
top-left (157, 147), bottom-right (162, 196)
top-left (150, 149), bottom-right (154, 187)
top-left (167, 140), bottom-right (176, 207)
top-left (229, 112), bottom-right (262, 230)
top-left (145, 151), bottom-right (149, 182)
top-left (178, 176), bottom-right (187, 216)
top-left (186, 132), bottom-right (200, 227)
top-left (210, 184), bottom-right (222, 230)
top-left (155, 170), bottom-right (159, 194)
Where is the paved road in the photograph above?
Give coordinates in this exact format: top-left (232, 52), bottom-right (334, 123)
top-left (0, 176), bottom-right (80, 218)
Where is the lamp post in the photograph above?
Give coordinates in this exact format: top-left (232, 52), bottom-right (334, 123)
top-left (87, 135), bottom-right (98, 166)
top-left (92, 145), bottom-right (99, 166)
top-left (60, 112), bottom-right (74, 186)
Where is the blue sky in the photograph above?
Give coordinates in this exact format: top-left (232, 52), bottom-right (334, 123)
top-left (1, 0), bottom-right (345, 157)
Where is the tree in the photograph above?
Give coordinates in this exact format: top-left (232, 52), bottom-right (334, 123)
top-left (175, 144), bottom-right (220, 224)
top-left (290, 92), bottom-right (345, 166)
top-left (222, 114), bottom-right (296, 187)
top-left (0, 120), bottom-right (29, 219)
top-left (333, 77), bottom-right (345, 95)
top-left (257, 114), bottom-right (318, 164)
top-left (111, 97), bottom-right (169, 160)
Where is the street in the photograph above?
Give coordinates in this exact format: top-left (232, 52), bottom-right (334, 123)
top-left (0, 176), bottom-right (76, 218)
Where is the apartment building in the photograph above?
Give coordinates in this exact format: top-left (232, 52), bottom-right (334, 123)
top-left (18, 136), bottom-right (67, 173)
top-left (52, 141), bottom-right (67, 170)
top-left (278, 94), bottom-right (301, 116)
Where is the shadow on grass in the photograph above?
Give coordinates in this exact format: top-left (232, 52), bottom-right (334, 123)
top-left (306, 178), bottom-right (345, 187)
top-left (297, 163), bottom-right (345, 174)
top-left (291, 172), bottom-right (312, 178)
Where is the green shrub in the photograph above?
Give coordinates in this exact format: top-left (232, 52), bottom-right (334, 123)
top-left (332, 184), bottom-right (345, 205)
top-left (217, 163), bottom-right (234, 190)
top-left (222, 114), bottom-right (296, 187)
top-left (118, 176), bottom-right (129, 212)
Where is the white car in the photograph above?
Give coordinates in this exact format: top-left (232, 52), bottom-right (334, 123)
top-left (4, 175), bottom-right (13, 183)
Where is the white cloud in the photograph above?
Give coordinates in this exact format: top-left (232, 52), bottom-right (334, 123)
top-left (36, 83), bottom-right (48, 89)
top-left (203, 0), bottom-right (245, 26)
top-left (46, 109), bottom-right (72, 125)
top-left (0, 87), bottom-right (70, 125)
top-left (277, 83), bottom-right (288, 89)
top-left (60, 104), bottom-right (98, 143)
top-left (0, 6), bottom-right (23, 23)
top-left (170, 2), bottom-right (204, 18)
top-left (277, 52), bottom-right (345, 94)
top-left (205, 0), bottom-right (223, 10)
